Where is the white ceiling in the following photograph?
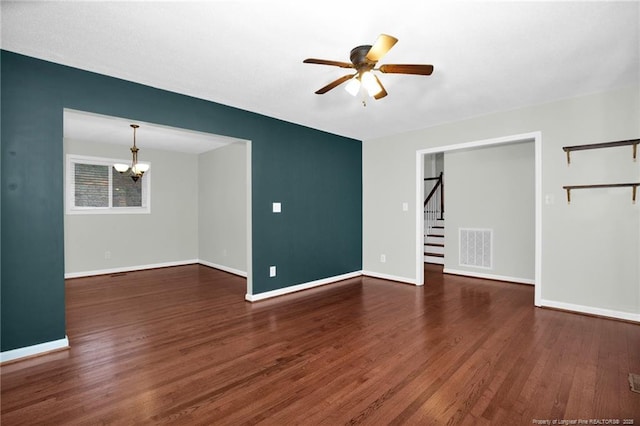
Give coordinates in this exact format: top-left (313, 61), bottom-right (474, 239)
top-left (2, 1), bottom-right (639, 141)
top-left (64, 109), bottom-right (243, 154)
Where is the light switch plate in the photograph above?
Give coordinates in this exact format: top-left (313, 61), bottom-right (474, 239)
top-left (402, 202), bottom-right (408, 211)
top-left (269, 265), bottom-right (276, 277)
top-left (272, 202), bottom-right (281, 213)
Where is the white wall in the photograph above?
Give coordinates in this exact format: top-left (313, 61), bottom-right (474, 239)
top-left (424, 154), bottom-right (436, 179)
top-left (363, 86), bottom-right (639, 320)
top-left (423, 154), bottom-right (436, 200)
top-left (443, 142), bottom-right (535, 282)
top-left (198, 142), bottom-right (247, 275)
top-left (435, 153), bottom-right (444, 176)
top-left (64, 139), bottom-right (199, 275)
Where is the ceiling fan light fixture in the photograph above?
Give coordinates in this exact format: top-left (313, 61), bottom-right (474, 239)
top-left (361, 71), bottom-right (382, 97)
top-left (303, 34), bottom-right (433, 101)
top-left (344, 76), bottom-right (361, 96)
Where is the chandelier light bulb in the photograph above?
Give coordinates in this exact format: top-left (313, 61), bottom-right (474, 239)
top-left (133, 163), bottom-right (150, 174)
top-left (114, 163), bottom-right (129, 173)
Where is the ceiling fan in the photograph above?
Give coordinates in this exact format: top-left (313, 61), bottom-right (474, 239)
top-left (303, 34), bottom-right (434, 103)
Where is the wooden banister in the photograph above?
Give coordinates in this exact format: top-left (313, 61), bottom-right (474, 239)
top-left (424, 172), bottom-right (444, 219)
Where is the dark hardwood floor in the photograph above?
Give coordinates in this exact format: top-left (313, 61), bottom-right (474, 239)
top-left (2, 264), bottom-right (639, 425)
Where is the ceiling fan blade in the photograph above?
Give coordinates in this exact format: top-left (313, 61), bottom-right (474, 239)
top-left (315, 74), bottom-right (356, 94)
top-left (303, 58), bottom-right (355, 69)
top-left (366, 34), bottom-right (398, 62)
top-left (373, 74), bottom-right (388, 100)
top-left (378, 64), bottom-right (434, 75)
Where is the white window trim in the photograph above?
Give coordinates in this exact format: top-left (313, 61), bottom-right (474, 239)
top-left (65, 154), bottom-right (151, 215)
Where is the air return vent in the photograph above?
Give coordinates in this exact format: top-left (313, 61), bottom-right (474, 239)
top-left (459, 228), bottom-right (492, 269)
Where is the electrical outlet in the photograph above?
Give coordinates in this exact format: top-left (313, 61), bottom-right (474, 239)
top-left (269, 265), bottom-right (277, 277)
top-left (380, 254), bottom-right (386, 263)
top-left (105, 251), bottom-right (111, 259)
top-left (272, 202), bottom-right (281, 213)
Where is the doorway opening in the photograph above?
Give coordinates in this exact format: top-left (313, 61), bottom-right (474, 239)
top-left (62, 109), bottom-right (253, 295)
top-left (415, 132), bottom-right (542, 306)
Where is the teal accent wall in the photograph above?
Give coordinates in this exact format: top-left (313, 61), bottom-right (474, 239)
top-left (1, 51), bottom-right (362, 352)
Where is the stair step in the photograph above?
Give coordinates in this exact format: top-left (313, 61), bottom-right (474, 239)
top-left (424, 243), bottom-right (444, 255)
top-left (425, 235), bottom-right (444, 245)
top-left (424, 218), bottom-right (444, 264)
top-left (424, 255), bottom-right (445, 265)
top-left (424, 252), bottom-right (444, 257)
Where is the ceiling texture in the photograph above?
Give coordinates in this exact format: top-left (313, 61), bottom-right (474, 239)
top-left (1, 1), bottom-right (639, 142)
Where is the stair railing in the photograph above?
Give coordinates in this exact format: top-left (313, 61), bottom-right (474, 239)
top-left (424, 172), bottom-right (444, 233)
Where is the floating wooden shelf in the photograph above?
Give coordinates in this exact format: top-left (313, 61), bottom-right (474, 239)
top-left (562, 139), bottom-right (639, 164)
top-left (562, 183), bottom-right (640, 204)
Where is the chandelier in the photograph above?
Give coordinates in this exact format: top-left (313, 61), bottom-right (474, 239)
top-left (114, 124), bottom-right (149, 182)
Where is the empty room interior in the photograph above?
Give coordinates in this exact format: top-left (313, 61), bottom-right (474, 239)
top-left (1, 2), bottom-right (639, 424)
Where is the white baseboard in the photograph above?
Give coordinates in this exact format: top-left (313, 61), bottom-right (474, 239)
top-left (1, 336), bottom-right (69, 363)
top-left (246, 271), bottom-right (362, 302)
top-left (362, 270), bottom-right (420, 286)
top-left (443, 268), bottom-right (535, 286)
top-left (64, 259), bottom-right (199, 279)
top-left (540, 299), bottom-right (640, 323)
top-left (198, 260), bottom-right (247, 277)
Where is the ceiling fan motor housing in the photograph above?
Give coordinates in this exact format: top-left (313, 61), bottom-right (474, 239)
top-left (350, 45), bottom-right (376, 71)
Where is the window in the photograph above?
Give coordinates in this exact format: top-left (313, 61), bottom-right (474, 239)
top-left (66, 155), bottom-right (150, 214)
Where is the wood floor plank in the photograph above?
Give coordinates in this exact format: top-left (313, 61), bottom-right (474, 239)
top-left (1, 264), bottom-right (639, 425)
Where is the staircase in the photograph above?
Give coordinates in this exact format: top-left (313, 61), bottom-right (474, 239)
top-left (424, 219), bottom-right (445, 264)
top-left (424, 172), bottom-right (445, 265)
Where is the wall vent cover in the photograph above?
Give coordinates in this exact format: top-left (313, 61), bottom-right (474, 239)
top-left (459, 228), bottom-right (493, 269)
